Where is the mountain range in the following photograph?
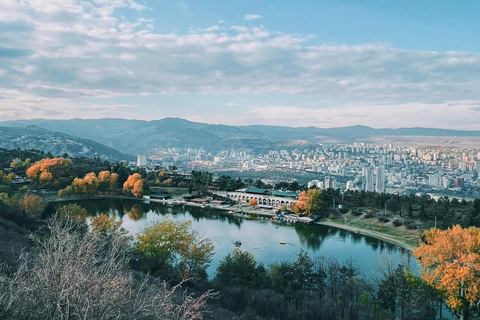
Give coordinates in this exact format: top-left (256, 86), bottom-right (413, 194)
top-left (1, 118), bottom-right (480, 160)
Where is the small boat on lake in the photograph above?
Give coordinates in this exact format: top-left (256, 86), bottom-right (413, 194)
top-left (279, 241), bottom-right (286, 245)
top-left (235, 240), bottom-right (242, 247)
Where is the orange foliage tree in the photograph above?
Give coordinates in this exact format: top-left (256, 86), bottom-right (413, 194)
top-left (414, 225), bottom-right (480, 318)
top-left (26, 158), bottom-right (75, 189)
top-left (21, 194), bottom-right (44, 213)
top-left (123, 173), bottom-right (144, 197)
top-left (291, 191), bottom-right (308, 213)
top-left (249, 198), bottom-right (258, 207)
top-left (290, 189), bottom-right (325, 217)
top-left (97, 171), bottom-right (118, 194)
top-left (72, 172), bottom-right (99, 197)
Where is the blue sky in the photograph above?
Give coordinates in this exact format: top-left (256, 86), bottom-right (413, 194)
top-left (1, 0), bottom-right (480, 129)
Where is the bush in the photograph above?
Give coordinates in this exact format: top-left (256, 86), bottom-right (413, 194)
top-left (392, 219), bottom-right (402, 227)
top-left (351, 210), bottom-right (362, 216)
top-left (364, 213), bottom-right (373, 219)
top-left (403, 218), bottom-right (417, 229)
top-left (378, 216), bottom-right (389, 223)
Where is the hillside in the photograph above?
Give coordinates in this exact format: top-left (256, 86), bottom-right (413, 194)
top-left (0, 126), bottom-right (134, 161)
top-left (2, 118), bottom-right (480, 156)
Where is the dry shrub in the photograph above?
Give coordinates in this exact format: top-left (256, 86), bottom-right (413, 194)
top-left (0, 216), bottom-right (214, 320)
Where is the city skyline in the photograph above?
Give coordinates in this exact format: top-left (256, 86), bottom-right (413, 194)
top-left (1, 0), bottom-right (480, 129)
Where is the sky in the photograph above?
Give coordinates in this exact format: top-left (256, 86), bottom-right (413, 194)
top-left (1, 0), bottom-right (480, 129)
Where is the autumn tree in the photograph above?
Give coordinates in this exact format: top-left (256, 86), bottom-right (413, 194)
top-left (26, 158), bottom-right (75, 189)
top-left (0, 170), bottom-right (15, 185)
top-left (249, 198), bottom-right (258, 207)
top-left (72, 172), bottom-right (99, 197)
top-left (21, 194), bottom-right (44, 214)
top-left (135, 219), bottom-right (214, 280)
top-left (58, 185), bottom-right (73, 198)
top-left (291, 189), bottom-right (325, 217)
top-left (123, 173), bottom-right (144, 197)
top-left (414, 225), bottom-right (480, 319)
top-left (91, 213), bottom-right (124, 236)
top-left (57, 203), bottom-right (87, 223)
top-left (97, 171), bottom-right (118, 194)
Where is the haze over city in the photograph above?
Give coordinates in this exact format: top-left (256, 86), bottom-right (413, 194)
top-left (1, 0), bottom-right (480, 129)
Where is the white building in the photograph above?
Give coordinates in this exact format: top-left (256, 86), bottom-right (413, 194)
top-left (375, 166), bottom-right (385, 193)
top-left (137, 154), bottom-right (147, 167)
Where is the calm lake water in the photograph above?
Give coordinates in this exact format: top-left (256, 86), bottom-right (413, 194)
top-left (67, 198), bottom-right (416, 278)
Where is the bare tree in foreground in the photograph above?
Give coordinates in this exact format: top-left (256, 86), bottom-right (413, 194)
top-left (0, 216), bottom-right (214, 320)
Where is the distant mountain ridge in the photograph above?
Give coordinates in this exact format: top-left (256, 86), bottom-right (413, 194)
top-left (1, 118), bottom-right (480, 157)
top-left (0, 125), bottom-right (135, 161)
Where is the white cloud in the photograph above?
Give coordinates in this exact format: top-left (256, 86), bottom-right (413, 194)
top-left (244, 14), bottom-right (263, 20)
top-left (1, 0), bottom-right (480, 128)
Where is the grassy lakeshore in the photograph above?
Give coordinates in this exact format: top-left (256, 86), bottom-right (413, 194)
top-left (318, 211), bottom-right (421, 251)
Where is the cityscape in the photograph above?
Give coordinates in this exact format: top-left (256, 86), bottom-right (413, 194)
top-left (2, 0), bottom-right (480, 319)
top-left (141, 142), bottom-right (480, 200)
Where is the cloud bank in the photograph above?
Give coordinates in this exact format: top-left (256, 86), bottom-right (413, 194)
top-left (0, 0), bottom-right (479, 129)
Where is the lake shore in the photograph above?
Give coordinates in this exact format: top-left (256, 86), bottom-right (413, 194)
top-left (50, 194), bottom-right (420, 251)
top-left (316, 219), bottom-right (418, 251)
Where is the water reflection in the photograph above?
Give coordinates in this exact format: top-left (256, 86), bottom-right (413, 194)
top-left (294, 224), bottom-right (328, 251)
top-left (57, 199), bottom-right (414, 276)
top-left (123, 202), bottom-right (144, 221)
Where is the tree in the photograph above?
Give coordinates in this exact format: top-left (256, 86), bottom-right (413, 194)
top-left (414, 225), bottom-right (480, 319)
top-left (91, 213), bottom-right (124, 236)
top-left (72, 172), bottom-right (99, 196)
top-left (291, 189), bottom-right (325, 217)
top-left (26, 158), bottom-right (75, 189)
top-left (215, 249), bottom-right (266, 289)
top-left (135, 219), bottom-right (214, 280)
top-left (249, 198), bottom-right (258, 207)
top-left (123, 173), bottom-right (144, 197)
top-left (97, 171), bottom-right (118, 194)
top-left (0, 170), bottom-right (15, 185)
top-left (57, 203), bottom-right (87, 223)
top-left (21, 194), bottom-right (44, 214)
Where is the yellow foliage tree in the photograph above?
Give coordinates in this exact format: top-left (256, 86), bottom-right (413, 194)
top-left (136, 219), bottom-right (214, 276)
top-left (0, 170), bottom-right (15, 185)
top-left (91, 213), bottom-right (124, 235)
top-left (414, 225), bottom-right (480, 319)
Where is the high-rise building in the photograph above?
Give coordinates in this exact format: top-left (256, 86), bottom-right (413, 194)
top-left (137, 154), bottom-right (147, 167)
top-left (375, 166), bottom-right (385, 193)
top-left (364, 167), bottom-right (374, 192)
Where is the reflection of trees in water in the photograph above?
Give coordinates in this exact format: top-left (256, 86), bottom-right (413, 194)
top-left (123, 202), bottom-right (145, 221)
top-left (294, 224), bottom-right (329, 251)
top-left (186, 207), bottom-right (243, 228)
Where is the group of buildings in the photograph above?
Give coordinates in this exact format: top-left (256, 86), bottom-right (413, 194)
top-left (136, 142), bottom-right (480, 200)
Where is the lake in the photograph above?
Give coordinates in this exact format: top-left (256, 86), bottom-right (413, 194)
top-left (69, 198), bottom-right (416, 278)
